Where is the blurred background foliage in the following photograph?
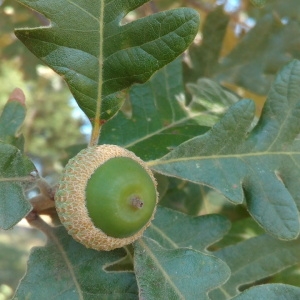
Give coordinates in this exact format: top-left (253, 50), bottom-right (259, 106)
top-left (0, 0), bottom-right (88, 176)
top-left (1, 0), bottom-right (300, 297)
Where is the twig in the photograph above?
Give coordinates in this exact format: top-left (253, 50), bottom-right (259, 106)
top-left (26, 211), bottom-right (52, 235)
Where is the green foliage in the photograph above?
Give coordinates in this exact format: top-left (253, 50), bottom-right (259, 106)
top-left (0, 92), bottom-right (25, 149)
top-left (0, 143), bottom-right (35, 229)
top-left (14, 226), bottom-right (138, 299)
top-left (0, 92), bottom-right (36, 229)
top-left (210, 234), bottom-right (300, 299)
top-left (134, 236), bottom-right (230, 300)
top-left (184, 5), bottom-right (229, 82)
top-left (152, 60), bottom-right (300, 241)
top-left (100, 58), bottom-right (214, 161)
top-left (186, 0), bottom-right (300, 95)
top-left (14, 207), bottom-right (231, 299)
top-left (186, 78), bottom-right (240, 117)
top-left (0, 1), bottom-right (86, 164)
top-left (0, 226), bottom-right (45, 296)
top-left (232, 284), bottom-right (300, 299)
top-left (250, 0), bottom-right (268, 8)
top-left (144, 207), bottom-right (230, 252)
top-left (1, 0), bottom-right (300, 298)
top-left (15, 0), bottom-right (200, 122)
top-left (213, 217), bottom-right (265, 248)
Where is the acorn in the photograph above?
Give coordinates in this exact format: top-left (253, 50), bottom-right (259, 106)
top-left (55, 145), bottom-right (158, 251)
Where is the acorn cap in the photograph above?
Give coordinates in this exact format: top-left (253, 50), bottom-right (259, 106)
top-left (55, 145), bottom-right (158, 251)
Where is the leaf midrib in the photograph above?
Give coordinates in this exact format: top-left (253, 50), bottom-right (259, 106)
top-left (48, 228), bottom-right (84, 299)
top-left (124, 111), bottom-right (214, 149)
top-left (147, 151), bottom-right (300, 167)
top-left (149, 224), bottom-right (179, 249)
top-left (0, 176), bottom-right (33, 182)
top-left (138, 239), bottom-right (185, 300)
top-left (95, 1), bottom-right (105, 125)
top-left (265, 72), bottom-right (296, 152)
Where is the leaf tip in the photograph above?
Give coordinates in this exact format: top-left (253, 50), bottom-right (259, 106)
top-left (183, 7), bottom-right (201, 30)
top-left (8, 88), bottom-right (26, 106)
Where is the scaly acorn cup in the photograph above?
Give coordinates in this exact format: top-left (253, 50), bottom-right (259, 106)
top-left (55, 145), bottom-right (158, 251)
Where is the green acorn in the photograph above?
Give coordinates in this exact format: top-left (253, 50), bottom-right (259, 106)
top-left (55, 145), bottom-right (158, 251)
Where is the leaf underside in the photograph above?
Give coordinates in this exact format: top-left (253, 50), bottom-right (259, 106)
top-left (211, 234), bottom-right (300, 299)
top-left (15, 207), bottom-right (231, 299)
top-left (15, 0), bottom-right (200, 122)
top-left (232, 284), bottom-right (300, 300)
top-left (145, 206), bottom-right (231, 252)
top-left (152, 59), bottom-right (300, 240)
top-left (134, 236), bottom-right (230, 300)
top-left (14, 226), bottom-right (138, 300)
